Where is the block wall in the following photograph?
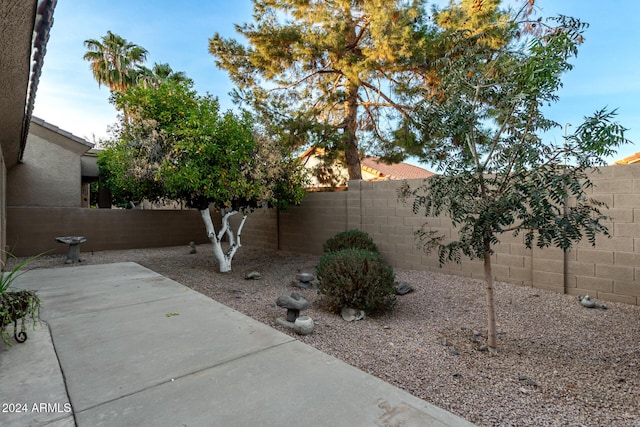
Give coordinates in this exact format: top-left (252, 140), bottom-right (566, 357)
top-left (278, 191), bottom-right (348, 254)
top-left (276, 165), bottom-right (640, 306)
top-left (6, 163), bottom-right (640, 305)
top-left (5, 207), bottom-right (272, 257)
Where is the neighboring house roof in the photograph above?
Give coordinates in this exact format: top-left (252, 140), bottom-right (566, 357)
top-left (614, 152), bottom-right (640, 165)
top-left (0, 0), bottom-right (57, 168)
top-left (300, 147), bottom-right (434, 187)
top-left (361, 157), bottom-right (434, 181)
top-left (31, 116), bottom-right (94, 149)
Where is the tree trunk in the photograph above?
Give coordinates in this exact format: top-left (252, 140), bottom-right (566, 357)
top-left (199, 208), bottom-right (247, 273)
top-left (483, 244), bottom-right (498, 353)
top-left (344, 84), bottom-right (362, 181)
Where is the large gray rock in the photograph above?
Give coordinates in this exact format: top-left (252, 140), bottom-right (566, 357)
top-left (579, 294), bottom-right (596, 308)
top-left (294, 273), bottom-right (316, 289)
top-left (293, 316), bottom-right (314, 335)
top-left (295, 273), bottom-right (315, 283)
top-left (395, 281), bottom-right (414, 295)
top-left (276, 293), bottom-right (309, 321)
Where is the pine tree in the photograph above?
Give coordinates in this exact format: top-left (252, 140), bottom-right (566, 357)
top-left (209, 0), bottom-right (427, 180)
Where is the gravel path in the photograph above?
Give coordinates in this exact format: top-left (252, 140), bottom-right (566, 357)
top-left (10, 245), bottom-right (640, 426)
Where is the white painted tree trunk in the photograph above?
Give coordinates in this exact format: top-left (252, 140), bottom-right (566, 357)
top-left (199, 207), bottom-right (248, 273)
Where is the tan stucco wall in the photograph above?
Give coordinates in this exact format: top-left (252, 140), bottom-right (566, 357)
top-left (0, 0), bottom-right (37, 169)
top-left (0, 147), bottom-right (6, 261)
top-left (7, 125), bottom-right (85, 207)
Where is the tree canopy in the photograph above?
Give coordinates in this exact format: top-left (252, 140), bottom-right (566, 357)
top-left (209, 0), bottom-right (428, 180)
top-left (400, 5), bottom-right (631, 351)
top-left (99, 79), bottom-right (306, 212)
top-left (83, 31), bottom-right (148, 93)
top-left (98, 78), bottom-right (307, 272)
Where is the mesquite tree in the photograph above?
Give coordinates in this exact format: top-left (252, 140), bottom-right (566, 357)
top-left (400, 6), bottom-right (630, 351)
top-left (98, 80), bottom-right (307, 272)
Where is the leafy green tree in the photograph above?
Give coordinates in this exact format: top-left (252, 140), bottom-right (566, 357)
top-left (400, 8), bottom-right (630, 351)
top-left (83, 31), bottom-right (148, 92)
top-left (98, 80), bottom-right (307, 272)
top-left (209, 0), bottom-right (427, 180)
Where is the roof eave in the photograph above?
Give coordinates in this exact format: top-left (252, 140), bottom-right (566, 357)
top-left (19, 0), bottom-right (58, 163)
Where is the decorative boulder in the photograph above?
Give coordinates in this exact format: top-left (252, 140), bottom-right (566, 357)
top-left (579, 294), bottom-right (596, 308)
top-left (276, 292), bottom-right (309, 322)
top-left (341, 307), bottom-right (365, 322)
top-left (294, 273), bottom-right (316, 289)
top-left (395, 281), bottom-right (414, 295)
top-left (293, 316), bottom-right (315, 335)
top-left (245, 271), bottom-right (261, 280)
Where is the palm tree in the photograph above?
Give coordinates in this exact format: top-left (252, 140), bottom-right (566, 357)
top-left (83, 31), bottom-right (148, 92)
top-left (137, 62), bottom-right (192, 88)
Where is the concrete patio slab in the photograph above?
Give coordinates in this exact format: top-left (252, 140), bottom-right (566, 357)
top-left (77, 339), bottom-right (470, 427)
top-left (24, 274), bottom-right (195, 320)
top-left (13, 262), bottom-right (161, 288)
top-left (2, 262), bottom-right (475, 427)
top-left (49, 292), bottom-right (294, 412)
top-left (0, 323), bottom-right (73, 427)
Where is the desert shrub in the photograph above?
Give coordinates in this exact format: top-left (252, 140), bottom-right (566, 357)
top-left (316, 248), bottom-right (396, 315)
top-left (322, 229), bottom-right (379, 254)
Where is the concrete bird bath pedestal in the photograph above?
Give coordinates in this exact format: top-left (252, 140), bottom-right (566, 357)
top-left (55, 236), bottom-right (87, 264)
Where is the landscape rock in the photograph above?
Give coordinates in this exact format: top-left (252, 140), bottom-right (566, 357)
top-left (296, 273), bottom-right (315, 283)
top-left (293, 280), bottom-right (312, 289)
top-left (579, 294), bottom-right (596, 308)
top-left (341, 307), bottom-right (365, 322)
top-left (276, 315), bottom-right (315, 335)
top-left (294, 272), bottom-right (315, 289)
top-left (276, 292), bottom-right (309, 321)
top-left (395, 281), bottom-right (414, 295)
top-left (293, 316), bottom-right (315, 335)
top-left (245, 271), bottom-right (261, 280)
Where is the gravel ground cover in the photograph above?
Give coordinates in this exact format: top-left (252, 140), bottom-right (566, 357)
top-left (10, 245), bottom-right (640, 426)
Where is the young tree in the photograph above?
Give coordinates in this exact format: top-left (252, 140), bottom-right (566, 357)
top-left (209, 0), bottom-right (427, 180)
top-left (400, 6), bottom-right (630, 352)
top-left (98, 80), bottom-right (307, 272)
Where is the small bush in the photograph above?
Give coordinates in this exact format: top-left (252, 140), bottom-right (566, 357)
top-left (316, 249), bottom-right (396, 315)
top-left (322, 229), bottom-right (379, 254)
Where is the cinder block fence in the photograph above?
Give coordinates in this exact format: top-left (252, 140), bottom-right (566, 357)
top-left (6, 164), bottom-right (640, 305)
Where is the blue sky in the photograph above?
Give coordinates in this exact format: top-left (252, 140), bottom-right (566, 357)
top-left (33, 0), bottom-right (640, 165)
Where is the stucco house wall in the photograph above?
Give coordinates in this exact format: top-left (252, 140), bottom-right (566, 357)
top-left (1, 150), bottom-right (6, 257)
top-left (7, 118), bottom-right (93, 208)
top-left (0, 0), bottom-right (56, 261)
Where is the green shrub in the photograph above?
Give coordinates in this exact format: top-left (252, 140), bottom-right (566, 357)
top-left (322, 229), bottom-right (379, 253)
top-left (316, 249), bottom-right (396, 315)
